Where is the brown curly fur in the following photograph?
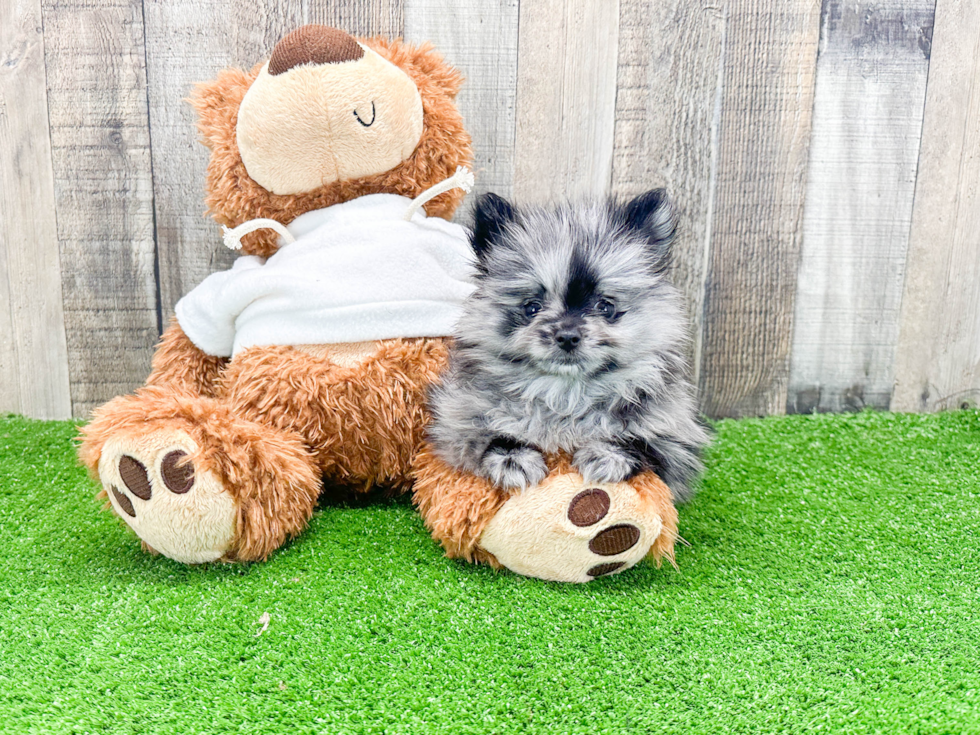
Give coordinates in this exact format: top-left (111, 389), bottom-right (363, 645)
top-left (219, 337), bottom-right (450, 491)
top-left (189, 37), bottom-right (473, 258)
top-left (411, 444), bottom-right (510, 564)
top-left (412, 448), bottom-right (679, 569)
top-left (145, 317), bottom-right (227, 396)
top-left (79, 387), bottom-right (321, 562)
top-left (79, 335), bottom-right (450, 546)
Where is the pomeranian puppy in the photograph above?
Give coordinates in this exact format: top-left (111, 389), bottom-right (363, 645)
top-left (427, 190), bottom-right (709, 501)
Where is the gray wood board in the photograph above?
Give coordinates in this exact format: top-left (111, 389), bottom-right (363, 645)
top-left (787, 0), bottom-right (934, 414)
top-left (307, 0), bottom-right (404, 38)
top-left (0, 0), bottom-right (71, 419)
top-left (612, 0), bottom-right (725, 384)
top-left (404, 0), bottom-right (520, 216)
top-left (698, 0), bottom-right (822, 418)
top-left (41, 0), bottom-right (158, 417)
top-left (513, 0), bottom-right (620, 201)
top-left (892, 0), bottom-right (980, 411)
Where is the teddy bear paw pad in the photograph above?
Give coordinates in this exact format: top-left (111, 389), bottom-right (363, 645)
top-left (98, 432), bottom-right (236, 564)
top-left (477, 478), bottom-right (661, 583)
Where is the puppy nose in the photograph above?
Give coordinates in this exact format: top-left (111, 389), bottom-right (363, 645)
top-left (268, 25), bottom-right (364, 76)
top-left (555, 329), bottom-right (581, 352)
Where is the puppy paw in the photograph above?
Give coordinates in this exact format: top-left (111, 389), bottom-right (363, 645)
top-left (573, 443), bottom-right (634, 484)
top-left (480, 444), bottom-right (548, 490)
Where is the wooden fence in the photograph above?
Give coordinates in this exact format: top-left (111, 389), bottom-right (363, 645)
top-left (1, 0), bottom-right (977, 420)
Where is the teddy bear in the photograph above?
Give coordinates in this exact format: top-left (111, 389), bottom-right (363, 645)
top-left (79, 24), bottom-right (679, 582)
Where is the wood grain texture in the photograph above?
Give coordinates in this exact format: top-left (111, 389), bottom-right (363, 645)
top-left (513, 0), bottom-right (620, 202)
top-left (41, 0), bottom-right (158, 418)
top-left (612, 0), bottom-right (725, 384)
top-left (892, 0), bottom-right (980, 412)
top-left (699, 0), bottom-right (822, 418)
top-left (0, 0), bottom-right (72, 419)
top-left (307, 0), bottom-right (404, 38)
top-left (404, 0), bottom-right (519, 207)
top-left (787, 0), bottom-right (934, 414)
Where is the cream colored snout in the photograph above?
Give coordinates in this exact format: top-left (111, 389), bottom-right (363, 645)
top-left (236, 45), bottom-right (424, 195)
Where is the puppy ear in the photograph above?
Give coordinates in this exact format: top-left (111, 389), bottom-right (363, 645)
top-left (622, 189), bottom-right (676, 269)
top-left (471, 193), bottom-right (518, 265)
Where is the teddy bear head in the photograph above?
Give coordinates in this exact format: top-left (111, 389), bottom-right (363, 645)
top-left (190, 24), bottom-right (473, 257)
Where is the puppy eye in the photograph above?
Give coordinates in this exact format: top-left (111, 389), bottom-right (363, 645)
top-left (595, 299), bottom-right (617, 319)
top-left (522, 300), bottom-right (542, 318)
top-left (353, 101), bottom-right (376, 127)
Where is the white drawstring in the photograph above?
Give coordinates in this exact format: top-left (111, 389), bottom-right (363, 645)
top-left (221, 218), bottom-right (296, 251)
top-left (403, 166), bottom-right (475, 221)
top-left (220, 168), bottom-right (475, 251)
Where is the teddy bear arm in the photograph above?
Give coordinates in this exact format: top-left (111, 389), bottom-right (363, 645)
top-left (145, 317), bottom-right (228, 398)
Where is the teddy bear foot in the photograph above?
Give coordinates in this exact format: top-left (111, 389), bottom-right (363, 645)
top-left (98, 430), bottom-right (237, 564)
top-left (478, 474), bottom-right (674, 583)
top-left (81, 389), bottom-right (322, 564)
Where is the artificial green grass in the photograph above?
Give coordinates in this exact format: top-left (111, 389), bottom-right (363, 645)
top-left (0, 411), bottom-right (978, 734)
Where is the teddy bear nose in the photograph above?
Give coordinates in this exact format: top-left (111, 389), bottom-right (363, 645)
top-left (268, 25), bottom-right (364, 75)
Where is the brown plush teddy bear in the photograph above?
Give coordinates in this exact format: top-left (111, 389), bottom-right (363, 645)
top-left (79, 25), bottom-right (678, 582)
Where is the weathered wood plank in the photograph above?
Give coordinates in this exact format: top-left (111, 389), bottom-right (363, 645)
top-left (699, 0), bottom-right (822, 418)
top-left (144, 1), bottom-right (405, 319)
top-left (63, 311), bottom-right (160, 414)
top-left (0, 0), bottom-right (72, 419)
top-left (892, 0), bottom-right (980, 412)
top-left (787, 0), bottom-right (934, 414)
top-left (513, 0), bottom-right (620, 201)
top-left (307, 0), bottom-right (404, 38)
top-left (611, 0), bottom-right (725, 384)
top-left (41, 0), bottom-right (158, 418)
top-left (404, 0), bottom-right (520, 203)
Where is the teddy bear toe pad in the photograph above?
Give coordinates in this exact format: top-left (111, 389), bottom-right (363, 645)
top-left (478, 475), bottom-right (663, 583)
top-left (100, 432), bottom-right (236, 564)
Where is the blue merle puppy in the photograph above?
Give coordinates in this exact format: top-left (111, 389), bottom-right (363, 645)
top-left (426, 190), bottom-right (709, 501)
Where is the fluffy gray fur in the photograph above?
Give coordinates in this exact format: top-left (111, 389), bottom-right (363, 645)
top-left (427, 190), bottom-right (709, 501)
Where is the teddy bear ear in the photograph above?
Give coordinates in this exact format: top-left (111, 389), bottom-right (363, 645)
top-left (382, 38), bottom-right (464, 99)
top-left (187, 66), bottom-right (256, 152)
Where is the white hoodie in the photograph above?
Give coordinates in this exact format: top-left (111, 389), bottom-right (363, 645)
top-left (175, 194), bottom-right (476, 358)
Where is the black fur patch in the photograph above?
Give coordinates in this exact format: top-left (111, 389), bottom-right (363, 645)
top-left (621, 189), bottom-right (675, 273)
top-left (565, 249), bottom-right (598, 311)
top-left (484, 435), bottom-right (536, 457)
top-left (611, 389), bottom-right (651, 423)
top-left (595, 359), bottom-right (620, 375)
top-left (499, 307), bottom-right (526, 337)
top-left (617, 436), bottom-right (702, 488)
top-left (471, 193), bottom-right (517, 271)
top-left (617, 437), bottom-right (665, 475)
